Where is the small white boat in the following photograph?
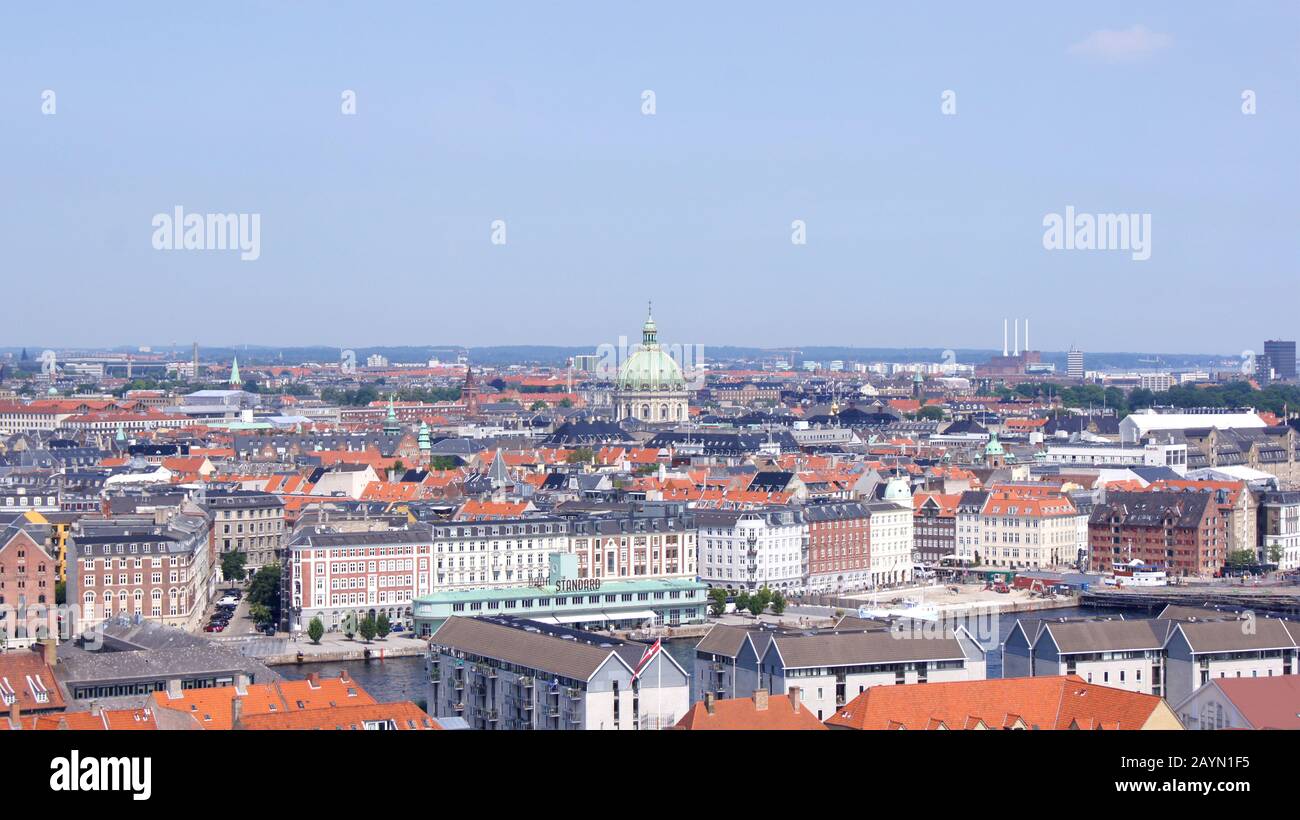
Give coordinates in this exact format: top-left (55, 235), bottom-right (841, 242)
top-left (859, 598), bottom-right (940, 622)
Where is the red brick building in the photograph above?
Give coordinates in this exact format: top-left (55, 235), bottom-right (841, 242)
top-left (0, 527), bottom-right (58, 648)
top-left (1088, 491), bottom-right (1226, 577)
top-left (803, 502), bottom-right (871, 594)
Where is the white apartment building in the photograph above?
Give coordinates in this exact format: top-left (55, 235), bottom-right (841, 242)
top-left (1138, 373), bottom-right (1175, 392)
top-left (696, 509), bottom-right (805, 593)
top-left (954, 491), bottom-right (987, 565)
top-left (1041, 440), bottom-right (1188, 475)
top-left (289, 527), bottom-right (436, 632)
top-left (864, 500), bottom-right (913, 587)
top-left (979, 489), bottom-right (1081, 570)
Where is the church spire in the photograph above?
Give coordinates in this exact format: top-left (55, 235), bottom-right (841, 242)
top-left (642, 301), bottom-right (658, 347)
top-left (229, 356), bottom-right (242, 387)
top-left (384, 393), bottom-right (400, 435)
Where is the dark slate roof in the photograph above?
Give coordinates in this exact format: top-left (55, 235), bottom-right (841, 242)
top-left (543, 420), bottom-right (635, 446)
top-left (749, 471), bottom-right (795, 493)
top-left (1090, 491), bottom-right (1212, 528)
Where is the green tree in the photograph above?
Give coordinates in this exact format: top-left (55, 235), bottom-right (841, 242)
top-left (247, 564), bottom-right (281, 624)
top-left (249, 602), bottom-right (271, 626)
top-left (770, 591), bottom-right (787, 615)
top-left (917, 405), bottom-right (945, 421)
top-left (307, 616), bottom-right (325, 644)
top-left (1227, 549), bottom-right (1257, 567)
top-left (1267, 542), bottom-right (1284, 566)
top-left (566, 447), bottom-right (595, 464)
top-left (358, 615), bottom-right (377, 643)
top-left (221, 550), bottom-right (248, 583)
top-left (735, 591), bottom-right (751, 615)
top-left (55, 580), bottom-right (66, 606)
top-left (530, 400), bottom-right (548, 411)
top-left (708, 588), bottom-right (728, 618)
top-left (376, 613), bottom-right (391, 640)
top-left (746, 595), bottom-right (765, 617)
top-left (755, 586), bottom-right (773, 611)
top-left (342, 612), bottom-right (357, 641)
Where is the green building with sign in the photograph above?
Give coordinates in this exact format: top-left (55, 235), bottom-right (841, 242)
top-left (412, 553), bottom-right (707, 636)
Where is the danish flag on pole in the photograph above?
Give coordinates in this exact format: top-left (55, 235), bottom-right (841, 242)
top-left (632, 637), bottom-right (662, 679)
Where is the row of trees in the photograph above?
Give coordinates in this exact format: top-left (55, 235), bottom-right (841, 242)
top-left (302, 612), bottom-right (393, 644)
top-left (708, 586), bottom-right (787, 618)
top-left (318, 386), bottom-right (462, 406)
top-left (999, 380), bottom-right (1300, 419)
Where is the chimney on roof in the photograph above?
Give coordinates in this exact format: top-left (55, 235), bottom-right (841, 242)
top-left (234, 673), bottom-right (250, 694)
top-left (39, 638), bottom-right (56, 667)
top-left (339, 669), bottom-right (351, 683)
top-left (752, 689), bottom-right (769, 712)
top-left (704, 691), bottom-right (716, 715)
top-left (789, 686), bottom-right (802, 713)
top-left (165, 678), bottom-right (182, 700)
top-left (90, 701), bottom-right (102, 717)
top-left (231, 695), bottom-right (244, 729)
top-left (307, 671), bottom-right (321, 688)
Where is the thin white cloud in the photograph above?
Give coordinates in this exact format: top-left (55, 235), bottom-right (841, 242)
top-left (1068, 24), bottom-right (1173, 62)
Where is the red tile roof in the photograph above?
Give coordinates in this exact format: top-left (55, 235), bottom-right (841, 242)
top-left (0, 651), bottom-right (66, 713)
top-left (1212, 676), bottom-right (1300, 729)
top-left (149, 674), bottom-right (375, 730)
top-left (825, 675), bottom-right (1171, 730)
top-left (676, 693), bottom-right (827, 730)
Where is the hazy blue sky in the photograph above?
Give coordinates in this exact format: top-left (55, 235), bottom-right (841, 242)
top-left (2, 3), bottom-right (1297, 353)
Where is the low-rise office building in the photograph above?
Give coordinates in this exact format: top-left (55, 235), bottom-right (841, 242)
top-left (412, 554), bottom-right (707, 636)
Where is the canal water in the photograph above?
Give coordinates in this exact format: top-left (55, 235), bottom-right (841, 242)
top-left (278, 605), bottom-right (1139, 702)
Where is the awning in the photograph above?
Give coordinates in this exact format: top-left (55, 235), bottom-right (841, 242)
top-left (552, 612), bottom-right (606, 624)
top-left (603, 609), bottom-right (657, 622)
top-left (526, 616), bottom-right (560, 625)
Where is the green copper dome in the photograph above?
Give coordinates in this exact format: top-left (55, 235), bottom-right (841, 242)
top-left (618, 308), bottom-right (685, 391)
top-left (985, 432), bottom-right (1005, 456)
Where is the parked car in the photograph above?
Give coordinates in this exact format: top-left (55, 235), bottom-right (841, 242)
top-left (204, 624), bottom-right (224, 633)
top-left (217, 597), bottom-right (238, 607)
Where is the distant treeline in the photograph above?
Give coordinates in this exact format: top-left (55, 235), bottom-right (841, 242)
top-left (1005, 381), bottom-right (1300, 418)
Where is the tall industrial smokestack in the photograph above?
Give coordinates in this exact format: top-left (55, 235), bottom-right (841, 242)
top-left (1003, 319), bottom-right (1009, 357)
top-left (1014, 321), bottom-right (1019, 356)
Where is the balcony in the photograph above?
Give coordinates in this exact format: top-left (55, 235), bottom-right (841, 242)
top-left (519, 676), bottom-right (534, 689)
top-left (566, 687), bottom-right (581, 700)
top-left (453, 702), bottom-right (465, 712)
top-left (486, 709), bottom-right (500, 723)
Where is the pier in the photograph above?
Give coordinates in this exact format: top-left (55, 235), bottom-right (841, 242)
top-left (1081, 586), bottom-right (1300, 618)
